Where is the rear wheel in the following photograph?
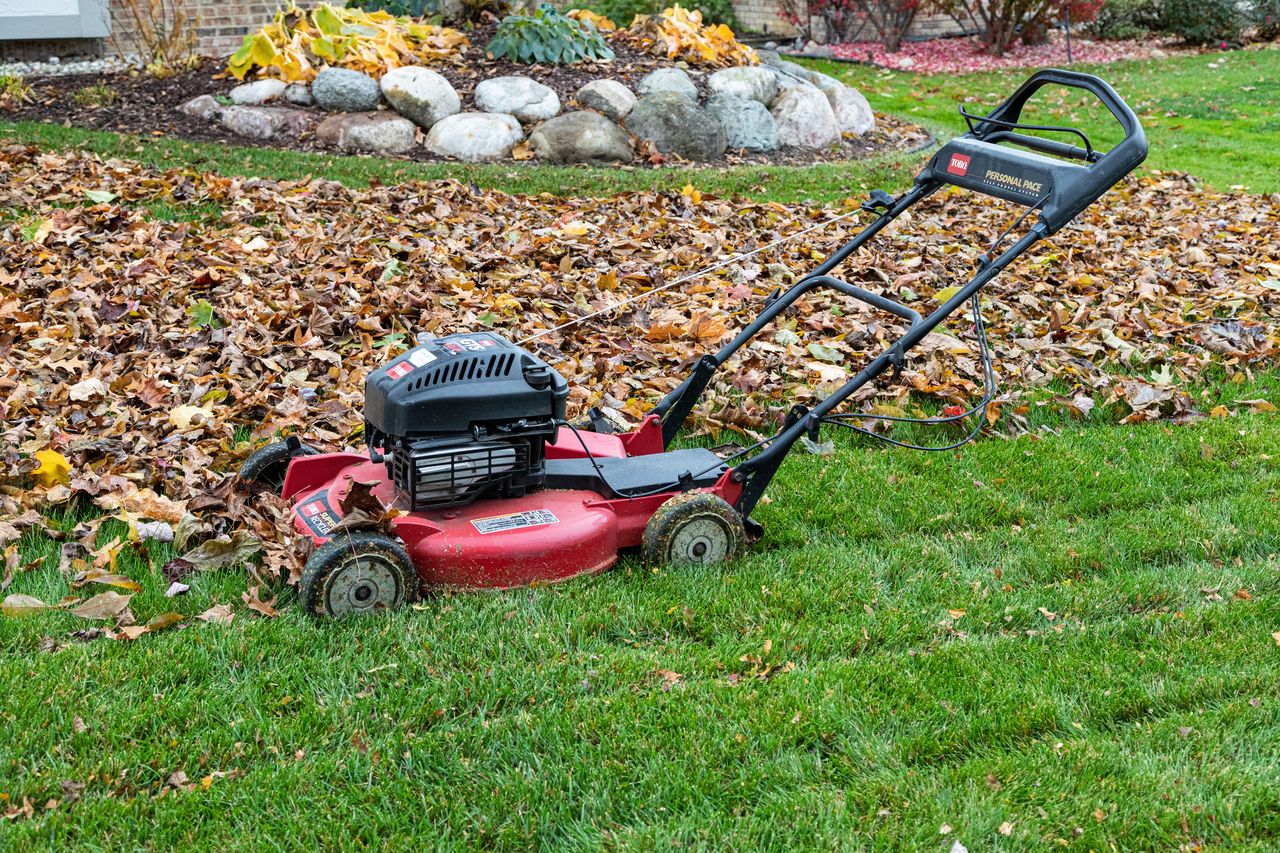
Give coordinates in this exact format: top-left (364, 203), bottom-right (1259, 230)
top-left (236, 437), bottom-right (319, 496)
top-left (643, 492), bottom-right (746, 567)
top-left (299, 532), bottom-right (418, 618)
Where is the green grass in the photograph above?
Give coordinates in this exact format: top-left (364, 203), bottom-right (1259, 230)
top-left (810, 43), bottom-right (1280, 193)
top-left (4, 45), bottom-right (1278, 202)
top-left (3, 373), bottom-right (1278, 849)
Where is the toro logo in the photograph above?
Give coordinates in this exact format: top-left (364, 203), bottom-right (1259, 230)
top-left (386, 361), bottom-right (414, 381)
top-left (947, 153), bottom-right (971, 177)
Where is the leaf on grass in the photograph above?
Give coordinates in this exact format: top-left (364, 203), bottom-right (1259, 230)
top-left (197, 603), bottom-right (234, 626)
top-left (31, 450), bottom-right (71, 488)
top-left (85, 573), bottom-right (142, 593)
top-left (118, 611), bottom-right (184, 640)
top-left (70, 591), bottom-right (133, 621)
top-left (83, 189), bottom-right (116, 204)
top-left (242, 585), bottom-right (279, 618)
top-left (2, 593), bottom-right (51, 617)
top-left (178, 531), bottom-right (262, 571)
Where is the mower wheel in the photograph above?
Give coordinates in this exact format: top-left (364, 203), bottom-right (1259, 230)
top-left (236, 438), bottom-right (319, 495)
top-left (643, 492), bottom-right (746, 567)
top-left (299, 531), bottom-right (418, 618)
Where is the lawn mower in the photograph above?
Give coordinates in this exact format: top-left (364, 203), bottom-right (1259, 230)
top-left (239, 69), bottom-right (1147, 617)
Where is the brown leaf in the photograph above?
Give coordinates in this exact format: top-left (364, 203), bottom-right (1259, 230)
top-left (242, 585), bottom-right (279, 618)
top-left (70, 590), bottom-right (133, 621)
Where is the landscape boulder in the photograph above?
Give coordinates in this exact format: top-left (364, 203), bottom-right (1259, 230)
top-left (825, 84), bottom-right (875, 135)
top-left (625, 91), bottom-right (726, 161)
top-left (704, 93), bottom-right (778, 152)
top-left (312, 67), bottom-right (381, 112)
top-left (636, 67), bottom-right (698, 101)
top-left (284, 83), bottom-right (314, 106)
top-left (426, 112), bottom-right (524, 161)
top-left (575, 79), bottom-right (636, 122)
top-left (706, 66), bottom-right (777, 105)
top-left (228, 78), bottom-right (286, 105)
top-left (529, 111), bottom-right (633, 164)
top-left (474, 76), bottom-right (560, 123)
top-left (770, 87), bottom-right (840, 149)
top-left (315, 112), bottom-right (417, 154)
top-left (380, 66), bottom-right (460, 129)
top-left (178, 94), bottom-right (221, 121)
top-left (219, 106), bottom-right (315, 140)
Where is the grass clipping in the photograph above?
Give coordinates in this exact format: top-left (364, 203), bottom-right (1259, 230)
top-left (228, 2), bottom-right (468, 82)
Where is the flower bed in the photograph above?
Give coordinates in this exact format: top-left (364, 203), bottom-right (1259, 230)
top-left (830, 31), bottom-right (1186, 73)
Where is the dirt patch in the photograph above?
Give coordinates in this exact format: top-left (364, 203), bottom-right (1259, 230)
top-left (5, 47), bottom-right (932, 167)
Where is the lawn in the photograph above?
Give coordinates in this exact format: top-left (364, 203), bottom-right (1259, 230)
top-left (3, 43), bottom-right (1280, 850)
top-left (3, 378), bottom-right (1279, 848)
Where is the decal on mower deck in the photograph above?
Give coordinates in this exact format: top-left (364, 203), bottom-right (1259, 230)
top-left (470, 508), bottom-right (559, 535)
top-left (297, 490), bottom-right (340, 536)
top-left (407, 348), bottom-right (437, 367)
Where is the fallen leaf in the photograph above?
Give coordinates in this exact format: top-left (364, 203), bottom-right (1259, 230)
top-left (2, 593), bottom-right (51, 617)
top-left (197, 603), bottom-right (234, 626)
top-left (31, 449), bottom-right (71, 488)
top-left (70, 590), bottom-right (133, 621)
top-left (242, 585), bottom-right (278, 618)
top-left (178, 532), bottom-right (261, 571)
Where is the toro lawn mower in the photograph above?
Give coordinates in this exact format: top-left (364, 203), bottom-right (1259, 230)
top-left (239, 70), bottom-right (1147, 617)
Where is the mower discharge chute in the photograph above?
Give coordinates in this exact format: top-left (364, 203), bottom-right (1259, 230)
top-left (239, 69), bottom-right (1148, 617)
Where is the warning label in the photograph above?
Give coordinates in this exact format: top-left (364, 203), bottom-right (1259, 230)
top-left (470, 509), bottom-right (559, 535)
top-left (386, 361), bottom-right (414, 381)
top-left (297, 490), bottom-right (340, 536)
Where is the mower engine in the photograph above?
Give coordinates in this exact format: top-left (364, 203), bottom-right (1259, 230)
top-left (363, 332), bottom-right (569, 510)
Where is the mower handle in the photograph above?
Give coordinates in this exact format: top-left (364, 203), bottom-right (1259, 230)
top-left (980, 68), bottom-right (1144, 144)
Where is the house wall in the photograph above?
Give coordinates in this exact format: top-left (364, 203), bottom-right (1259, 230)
top-left (107, 0), bottom-right (278, 58)
top-left (730, 0), bottom-right (963, 42)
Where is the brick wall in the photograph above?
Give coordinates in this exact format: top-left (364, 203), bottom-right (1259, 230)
top-left (731, 0), bottom-right (963, 42)
top-left (108, 0), bottom-right (280, 58)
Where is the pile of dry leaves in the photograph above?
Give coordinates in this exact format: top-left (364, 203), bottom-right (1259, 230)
top-left (1, 144), bottom-right (1276, 599)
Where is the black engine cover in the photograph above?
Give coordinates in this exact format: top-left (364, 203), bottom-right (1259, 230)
top-left (364, 332), bottom-right (568, 439)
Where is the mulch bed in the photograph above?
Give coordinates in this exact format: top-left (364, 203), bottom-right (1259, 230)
top-left (828, 31), bottom-right (1192, 74)
top-left (4, 38), bottom-right (933, 167)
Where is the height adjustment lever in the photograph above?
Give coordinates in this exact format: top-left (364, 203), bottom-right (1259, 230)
top-left (861, 190), bottom-right (896, 215)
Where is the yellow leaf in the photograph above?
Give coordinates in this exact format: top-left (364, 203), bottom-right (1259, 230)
top-left (32, 449), bottom-right (70, 488)
top-left (681, 183), bottom-right (702, 204)
top-left (933, 285), bottom-right (962, 304)
top-left (511, 141), bottom-right (535, 161)
top-left (1209, 405), bottom-right (1231, 419)
top-left (169, 404), bottom-right (215, 431)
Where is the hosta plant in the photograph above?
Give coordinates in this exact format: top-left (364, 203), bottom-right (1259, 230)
top-left (485, 4), bottom-right (615, 64)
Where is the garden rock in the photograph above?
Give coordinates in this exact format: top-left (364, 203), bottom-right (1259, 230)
top-left (284, 83), bottom-right (314, 106)
top-left (312, 67), bottom-right (381, 112)
top-left (826, 84), bottom-right (875, 135)
top-left (178, 94), bottom-right (221, 121)
top-left (228, 78), bottom-right (286, 105)
top-left (770, 88), bottom-right (840, 149)
top-left (575, 79), bottom-right (636, 122)
top-left (625, 92), bottom-right (726, 161)
top-left (474, 76), bottom-right (560, 123)
top-left (380, 66), bottom-right (460, 129)
top-left (219, 106), bottom-right (315, 140)
top-left (315, 112), bottom-right (417, 154)
top-left (704, 93), bottom-right (778, 152)
top-left (636, 67), bottom-right (697, 102)
top-left (425, 112), bottom-right (523, 161)
top-left (529, 111), bottom-right (633, 165)
top-left (707, 66), bottom-right (777, 105)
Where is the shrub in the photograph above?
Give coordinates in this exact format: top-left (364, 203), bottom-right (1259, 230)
top-left (228, 4), bottom-right (468, 81)
top-left (0, 74), bottom-right (32, 109)
top-left (344, 0), bottom-right (511, 23)
top-left (938, 0), bottom-right (1099, 54)
top-left (1085, 0), bottom-right (1159, 39)
top-left (71, 83), bottom-right (120, 108)
top-left (111, 0), bottom-right (199, 75)
top-left (572, 0), bottom-right (739, 28)
top-left (1159, 0), bottom-right (1243, 43)
top-left (1249, 0), bottom-right (1280, 39)
top-left (485, 4), bottom-right (615, 63)
top-left (625, 5), bottom-right (756, 65)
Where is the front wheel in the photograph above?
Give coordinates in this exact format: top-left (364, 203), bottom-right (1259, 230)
top-left (299, 532), bottom-right (419, 618)
top-left (642, 492), bottom-right (746, 567)
top-left (236, 437), bottom-right (319, 496)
